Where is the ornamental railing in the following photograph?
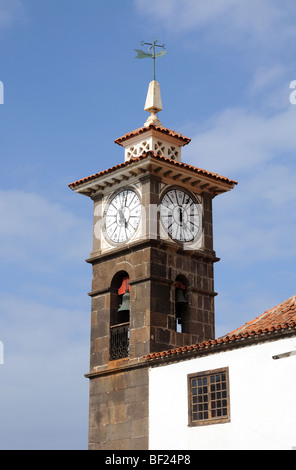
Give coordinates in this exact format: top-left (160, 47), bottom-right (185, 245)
top-left (110, 322), bottom-right (130, 361)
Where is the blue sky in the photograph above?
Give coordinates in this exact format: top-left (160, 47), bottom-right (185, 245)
top-left (0, 0), bottom-right (296, 450)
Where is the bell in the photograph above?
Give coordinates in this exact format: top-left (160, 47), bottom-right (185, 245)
top-left (175, 288), bottom-right (187, 306)
top-left (117, 292), bottom-right (130, 313)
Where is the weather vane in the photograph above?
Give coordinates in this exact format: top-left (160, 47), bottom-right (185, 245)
top-left (135, 38), bottom-right (167, 81)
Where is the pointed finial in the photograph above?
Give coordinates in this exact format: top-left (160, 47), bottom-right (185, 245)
top-left (144, 80), bottom-right (163, 127)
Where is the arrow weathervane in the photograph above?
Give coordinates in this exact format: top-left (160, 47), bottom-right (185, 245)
top-left (135, 38), bottom-right (167, 81)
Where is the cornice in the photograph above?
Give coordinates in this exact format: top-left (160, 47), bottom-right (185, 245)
top-left (68, 152), bottom-right (237, 199)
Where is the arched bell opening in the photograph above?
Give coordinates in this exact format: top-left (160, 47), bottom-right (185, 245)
top-left (110, 271), bottom-right (130, 326)
top-left (109, 271), bottom-right (130, 361)
top-left (175, 275), bottom-right (188, 334)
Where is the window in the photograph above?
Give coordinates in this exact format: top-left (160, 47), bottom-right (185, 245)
top-left (188, 367), bottom-right (230, 426)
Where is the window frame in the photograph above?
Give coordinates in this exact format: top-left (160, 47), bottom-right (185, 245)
top-left (187, 367), bottom-right (230, 427)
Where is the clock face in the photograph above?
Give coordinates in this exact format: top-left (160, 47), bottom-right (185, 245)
top-left (160, 188), bottom-right (201, 242)
top-left (105, 189), bottom-right (141, 243)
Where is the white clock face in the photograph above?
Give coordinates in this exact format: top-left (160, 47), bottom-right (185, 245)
top-left (160, 188), bottom-right (201, 242)
top-left (105, 189), bottom-right (141, 243)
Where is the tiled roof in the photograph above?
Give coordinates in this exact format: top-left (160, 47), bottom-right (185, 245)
top-left (68, 160), bottom-right (131, 189)
top-left (145, 296), bottom-right (296, 361)
top-left (68, 152), bottom-right (238, 189)
top-left (226, 295), bottom-right (296, 336)
top-left (114, 123), bottom-right (191, 146)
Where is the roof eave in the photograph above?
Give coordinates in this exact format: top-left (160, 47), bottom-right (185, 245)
top-left (114, 124), bottom-right (191, 148)
top-left (145, 322), bottom-right (296, 365)
top-left (68, 153), bottom-right (237, 197)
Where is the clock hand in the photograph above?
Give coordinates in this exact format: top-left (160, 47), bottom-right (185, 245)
top-left (118, 209), bottom-right (125, 226)
top-left (179, 206), bottom-right (183, 224)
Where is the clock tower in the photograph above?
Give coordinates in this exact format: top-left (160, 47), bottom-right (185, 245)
top-left (69, 78), bottom-right (237, 450)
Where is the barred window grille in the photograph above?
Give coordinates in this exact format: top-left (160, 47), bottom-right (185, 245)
top-left (110, 322), bottom-right (130, 361)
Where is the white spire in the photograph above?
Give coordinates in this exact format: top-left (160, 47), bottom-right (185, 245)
top-left (144, 80), bottom-right (163, 127)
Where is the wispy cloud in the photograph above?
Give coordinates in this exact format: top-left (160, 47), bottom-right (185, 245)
top-left (134, 0), bottom-right (296, 50)
top-left (184, 105), bottom-right (296, 175)
top-left (249, 65), bottom-right (287, 95)
top-left (0, 190), bottom-right (91, 271)
top-left (0, 0), bottom-right (24, 29)
top-left (183, 101), bottom-right (296, 266)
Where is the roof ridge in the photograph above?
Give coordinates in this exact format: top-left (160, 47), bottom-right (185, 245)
top-left (114, 123), bottom-right (191, 146)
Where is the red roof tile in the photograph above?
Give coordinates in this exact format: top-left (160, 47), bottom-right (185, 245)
top-left (114, 123), bottom-right (191, 146)
top-left (68, 160), bottom-right (131, 189)
top-left (68, 152), bottom-right (238, 189)
top-left (145, 295), bottom-right (296, 361)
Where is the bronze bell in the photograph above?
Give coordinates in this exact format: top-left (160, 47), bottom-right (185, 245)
top-left (175, 288), bottom-right (187, 306)
top-left (117, 292), bottom-right (130, 313)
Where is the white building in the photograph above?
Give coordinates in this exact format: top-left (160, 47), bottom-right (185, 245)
top-left (147, 296), bottom-right (296, 450)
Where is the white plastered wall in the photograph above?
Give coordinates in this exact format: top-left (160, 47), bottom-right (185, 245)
top-left (149, 336), bottom-right (296, 450)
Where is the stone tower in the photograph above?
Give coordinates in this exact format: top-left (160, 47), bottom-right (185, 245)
top-left (69, 79), bottom-right (237, 450)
